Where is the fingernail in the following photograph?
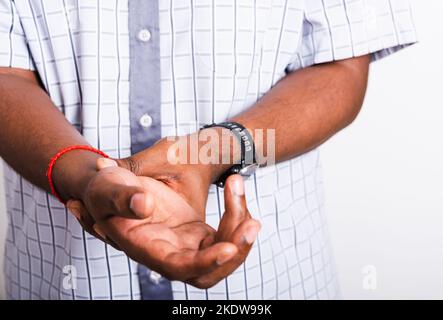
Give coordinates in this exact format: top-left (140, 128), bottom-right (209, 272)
top-left (242, 225), bottom-right (260, 244)
top-left (232, 176), bottom-right (244, 196)
top-left (93, 224), bottom-right (106, 240)
top-left (216, 250), bottom-right (234, 266)
top-left (97, 157), bottom-right (118, 169)
top-left (130, 193), bottom-right (145, 216)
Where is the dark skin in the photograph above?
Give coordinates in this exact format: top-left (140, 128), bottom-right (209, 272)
top-left (0, 54), bottom-right (370, 289)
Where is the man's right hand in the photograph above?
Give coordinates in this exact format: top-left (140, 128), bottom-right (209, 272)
top-left (67, 159), bottom-right (261, 289)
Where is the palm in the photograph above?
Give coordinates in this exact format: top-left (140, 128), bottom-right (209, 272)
top-left (91, 173), bottom-right (235, 280)
top-left (69, 161), bottom-right (260, 287)
top-left (105, 219), bottom-right (223, 279)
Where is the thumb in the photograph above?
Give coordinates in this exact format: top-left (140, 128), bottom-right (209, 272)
top-left (97, 157), bottom-right (118, 170)
top-left (217, 175), bottom-right (248, 241)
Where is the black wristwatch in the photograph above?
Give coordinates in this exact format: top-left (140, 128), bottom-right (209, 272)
top-left (202, 122), bottom-right (259, 187)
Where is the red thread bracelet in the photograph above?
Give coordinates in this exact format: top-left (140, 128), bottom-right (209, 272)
top-left (46, 145), bottom-right (109, 204)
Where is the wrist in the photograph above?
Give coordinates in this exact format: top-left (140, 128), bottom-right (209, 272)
top-left (51, 149), bottom-right (102, 202)
top-left (191, 126), bottom-right (241, 183)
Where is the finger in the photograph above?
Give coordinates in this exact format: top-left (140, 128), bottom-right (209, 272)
top-left (102, 218), bottom-right (238, 281)
top-left (190, 219), bottom-right (261, 289)
top-left (67, 199), bottom-right (95, 231)
top-left (67, 200), bottom-right (122, 250)
top-left (229, 218), bottom-right (261, 253)
top-left (96, 157), bottom-right (118, 170)
top-left (160, 242), bottom-right (238, 281)
top-left (86, 167), bottom-right (155, 220)
top-left (217, 174), bottom-right (248, 241)
top-left (92, 223), bottom-right (122, 251)
top-left (94, 187), bottom-right (155, 221)
top-left (66, 199), bottom-right (84, 220)
top-left (128, 192), bottom-right (156, 219)
top-left (200, 233), bottom-right (216, 250)
top-left (67, 199), bottom-right (103, 239)
top-left (166, 222), bottom-right (216, 250)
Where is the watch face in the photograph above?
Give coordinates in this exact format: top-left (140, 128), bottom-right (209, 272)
top-left (239, 163), bottom-right (259, 177)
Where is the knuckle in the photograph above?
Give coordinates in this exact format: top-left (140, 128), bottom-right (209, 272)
top-left (126, 157), bottom-right (140, 175)
top-left (116, 157), bottom-right (140, 175)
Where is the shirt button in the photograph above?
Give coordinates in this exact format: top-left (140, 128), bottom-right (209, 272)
top-left (150, 271), bottom-right (162, 284)
top-left (139, 113), bottom-right (153, 128)
top-left (137, 29), bottom-right (151, 42)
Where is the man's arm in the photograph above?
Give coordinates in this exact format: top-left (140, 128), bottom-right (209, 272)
top-left (0, 69), bottom-right (98, 201)
top-left (230, 55), bottom-right (370, 165)
top-left (105, 54), bottom-right (369, 254)
top-left (66, 55), bottom-right (369, 288)
top-left (0, 68), bottom-right (259, 288)
top-left (0, 68), bottom-right (158, 238)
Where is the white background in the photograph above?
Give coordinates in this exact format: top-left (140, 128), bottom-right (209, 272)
top-left (322, 0), bottom-right (443, 299)
top-left (0, 0), bottom-right (442, 299)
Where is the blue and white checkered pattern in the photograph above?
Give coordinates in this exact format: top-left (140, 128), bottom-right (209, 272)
top-left (0, 0), bottom-right (416, 299)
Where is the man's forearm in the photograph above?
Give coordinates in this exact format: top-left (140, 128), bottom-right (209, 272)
top-left (202, 55), bottom-right (370, 180)
top-left (0, 69), bottom-right (99, 201)
top-left (235, 55), bottom-right (370, 163)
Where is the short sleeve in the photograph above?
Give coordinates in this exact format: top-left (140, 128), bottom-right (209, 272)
top-left (289, 0), bottom-right (417, 70)
top-left (0, 0), bottom-right (35, 70)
